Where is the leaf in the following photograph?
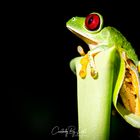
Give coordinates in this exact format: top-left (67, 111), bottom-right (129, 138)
top-left (70, 46), bottom-right (121, 140)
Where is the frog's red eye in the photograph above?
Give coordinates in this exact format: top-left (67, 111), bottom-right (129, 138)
top-left (85, 13), bottom-right (100, 31)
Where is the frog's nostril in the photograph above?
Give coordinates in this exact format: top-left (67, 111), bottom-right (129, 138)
top-left (72, 17), bottom-right (75, 21)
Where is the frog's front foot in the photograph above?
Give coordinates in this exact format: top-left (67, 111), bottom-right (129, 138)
top-left (79, 54), bottom-right (89, 78)
top-left (88, 51), bottom-right (98, 79)
top-left (78, 46), bottom-right (98, 79)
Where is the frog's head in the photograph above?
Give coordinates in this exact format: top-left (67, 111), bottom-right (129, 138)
top-left (66, 12), bottom-right (111, 49)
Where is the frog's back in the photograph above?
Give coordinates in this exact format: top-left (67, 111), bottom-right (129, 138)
top-left (107, 26), bottom-right (138, 65)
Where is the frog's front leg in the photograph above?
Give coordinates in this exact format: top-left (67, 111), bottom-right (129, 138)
top-left (77, 46), bottom-right (89, 78)
top-left (79, 53), bottom-right (89, 78)
top-left (77, 46), bottom-right (102, 79)
top-left (88, 51), bottom-right (98, 79)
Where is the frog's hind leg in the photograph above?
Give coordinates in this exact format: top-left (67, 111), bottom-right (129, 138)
top-left (138, 61), bottom-right (140, 73)
top-left (122, 52), bottom-right (140, 74)
top-left (120, 52), bottom-right (140, 115)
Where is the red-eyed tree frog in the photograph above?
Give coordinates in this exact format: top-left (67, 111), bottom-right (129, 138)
top-left (66, 12), bottom-right (140, 128)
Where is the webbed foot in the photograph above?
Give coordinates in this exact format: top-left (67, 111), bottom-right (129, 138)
top-left (77, 46), bottom-right (99, 79)
top-left (79, 54), bottom-right (89, 78)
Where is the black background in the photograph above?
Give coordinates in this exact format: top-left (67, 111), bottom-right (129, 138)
top-left (6, 0), bottom-right (140, 140)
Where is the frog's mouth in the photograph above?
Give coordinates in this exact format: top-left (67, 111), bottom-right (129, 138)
top-left (67, 27), bottom-right (98, 46)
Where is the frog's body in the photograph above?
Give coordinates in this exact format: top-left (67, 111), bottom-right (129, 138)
top-left (66, 13), bottom-right (140, 78)
top-left (66, 15), bottom-right (138, 66)
top-left (95, 26), bottom-right (138, 65)
top-left (66, 12), bottom-right (140, 118)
